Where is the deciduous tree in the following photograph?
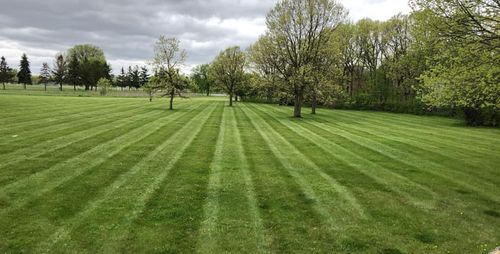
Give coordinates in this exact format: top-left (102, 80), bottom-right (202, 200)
top-left (209, 46), bottom-right (246, 106)
top-left (150, 36), bottom-right (187, 110)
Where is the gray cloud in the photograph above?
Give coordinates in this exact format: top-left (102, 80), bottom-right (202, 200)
top-left (0, 0), bottom-right (275, 74)
top-left (0, 0), bottom-right (409, 74)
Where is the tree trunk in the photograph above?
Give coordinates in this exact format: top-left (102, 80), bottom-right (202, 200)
top-left (206, 86), bottom-right (210, 97)
top-left (44, 83), bottom-right (47, 91)
top-left (235, 95), bottom-right (238, 102)
top-left (23, 83), bottom-right (26, 90)
top-left (2, 83), bottom-right (5, 90)
top-left (59, 83), bottom-right (63, 91)
top-left (311, 92), bottom-right (317, 115)
top-left (293, 90), bottom-right (303, 118)
top-left (169, 88), bottom-right (175, 110)
top-left (229, 94), bottom-right (233, 107)
top-left (85, 85), bottom-right (89, 91)
top-left (73, 84), bottom-right (76, 91)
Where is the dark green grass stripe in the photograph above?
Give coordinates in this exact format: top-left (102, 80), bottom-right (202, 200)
top-left (197, 106), bottom-right (270, 253)
top-left (332, 109), bottom-right (500, 151)
top-left (0, 99), bottom-right (142, 139)
top-left (266, 105), bottom-right (500, 183)
top-left (197, 105), bottom-right (227, 252)
top-left (264, 105), bottom-right (500, 203)
top-left (306, 108), bottom-right (500, 185)
top-left (36, 103), bottom-right (220, 252)
top-left (0, 99), bottom-right (190, 150)
top-left (0, 98), bottom-right (137, 132)
top-left (0, 104), bottom-right (185, 186)
top-left (241, 103), bottom-right (366, 222)
top-left (234, 105), bottom-right (341, 252)
top-left (249, 103), bottom-right (437, 209)
top-left (0, 102), bottom-right (204, 215)
top-left (333, 108), bottom-right (500, 141)
top-left (326, 116), bottom-right (500, 183)
top-left (0, 100), bottom-right (178, 163)
top-left (0, 103), bottom-right (205, 253)
top-left (102, 103), bottom-right (223, 253)
top-left (230, 107), bottom-right (270, 253)
top-left (0, 97), bottom-right (109, 120)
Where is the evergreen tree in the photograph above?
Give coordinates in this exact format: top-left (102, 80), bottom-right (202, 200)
top-left (139, 66), bottom-right (149, 87)
top-left (0, 56), bottom-right (14, 90)
top-left (39, 62), bottom-right (51, 91)
top-left (116, 67), bottom-right (127, 90)
top-left (126, 66), bottom-right (134, 90)
top-left (131, 66), bottom-right (140, 89)
top-left (67, 55), bottom-right (80, 91)
top-left (17, 53), bottom-right (32, 88)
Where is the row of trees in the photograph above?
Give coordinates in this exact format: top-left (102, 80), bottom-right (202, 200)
top-left (190, 0), bottom-right (498, 125)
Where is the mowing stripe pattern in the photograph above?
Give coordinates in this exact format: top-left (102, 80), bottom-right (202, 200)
top-left (0, 95), bottom-right (498, 254)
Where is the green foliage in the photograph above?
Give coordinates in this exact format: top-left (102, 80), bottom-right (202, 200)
top-left (38, 63), bottom-right (51, 85)
top-left (209, 46), bottom-right (246, 106)
top-left (150, 36), bottom-right (188, 110)
top-left (51, 54), bottom-right (67, 91)
top-left (17, 53), bottom-right (32, 86)
top-left (0, 56), bottom-right (15, 90)
top-left (411, 0), bottom-right (500, 126)
top-left (66, 44), bottom-right (111, 90)
top-left (191, 64), bottom-right (211, 95)
top-left (97, 77), bottom-right (112, 96)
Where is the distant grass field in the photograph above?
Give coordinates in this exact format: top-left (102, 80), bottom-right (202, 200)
top-left (0, 93), bottom-right (499, 253)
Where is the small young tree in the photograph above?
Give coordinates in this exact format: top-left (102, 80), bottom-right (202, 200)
top-left (0, 56), bottom-right (14, 90)
top-left (97, 77), bottom-right (112, 96)
top-left (17, 53), bottom-right (32, 89)
top-left (150, 36), bottom-right (187, 110)
top-left (209, 46), bottom-right (246, 106)
top-left (39, 62), bottom-right (51, 91)
top-left (52, 53), bottom-right (67, 91)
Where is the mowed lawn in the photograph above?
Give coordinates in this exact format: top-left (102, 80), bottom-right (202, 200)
top-left (0, 94), bottom-right (499, 254)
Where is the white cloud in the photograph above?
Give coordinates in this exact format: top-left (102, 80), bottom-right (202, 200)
top-left (338, 0), bottom-right (411, 21)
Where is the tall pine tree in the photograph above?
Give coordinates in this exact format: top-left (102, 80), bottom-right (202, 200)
top-left (17, 53), bottom-right (32, 89)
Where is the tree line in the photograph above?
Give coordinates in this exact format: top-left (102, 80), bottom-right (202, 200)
top-left (188, 0), bottom-right (498, 126)
top-left (2, 0), bottom-right (498, 126)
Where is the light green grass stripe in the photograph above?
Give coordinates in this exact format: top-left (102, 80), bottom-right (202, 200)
top-left (299, 110), bottom-right (500, 197)
top-left (231, 107), bottom-right (270, 253)
top-left (331, 107), bottom-right (500, 141)
top-left (196, 105), bottom-right (227, 253)
top-left (0, 99), bottom-right (143, 140)
top-left (0, 102), bottom-right (166, 167)
top-left (329, 119), bottom-right (500, 182)
top-left (39, 103), bottom-right (219, 252)
top-left (0, 97), bottom-right (117, 122)
top-left (0, 99), bottom-right (136, 132)
top-left (251, 103), bottom-right (437, 208)
top-left (0, 102), bottom-right (203, 215)
top-left (241, 104), bottom-right (366, 222)
top-left (266, 105), bottom-right (500, 183)
top-left (284, 109), bottom-right (500, 203)
top-left (332, 109), bottom-right (500, 152)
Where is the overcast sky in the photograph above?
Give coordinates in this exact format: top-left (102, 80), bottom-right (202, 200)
top-left (0, 0), bottom-right (410, 75)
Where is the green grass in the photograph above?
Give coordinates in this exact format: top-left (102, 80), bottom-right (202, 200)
top-left (0, 93), bottom-right (499, 253)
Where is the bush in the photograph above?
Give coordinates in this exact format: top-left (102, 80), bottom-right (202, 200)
top-left (97, 78), bottom-right (112, 96)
